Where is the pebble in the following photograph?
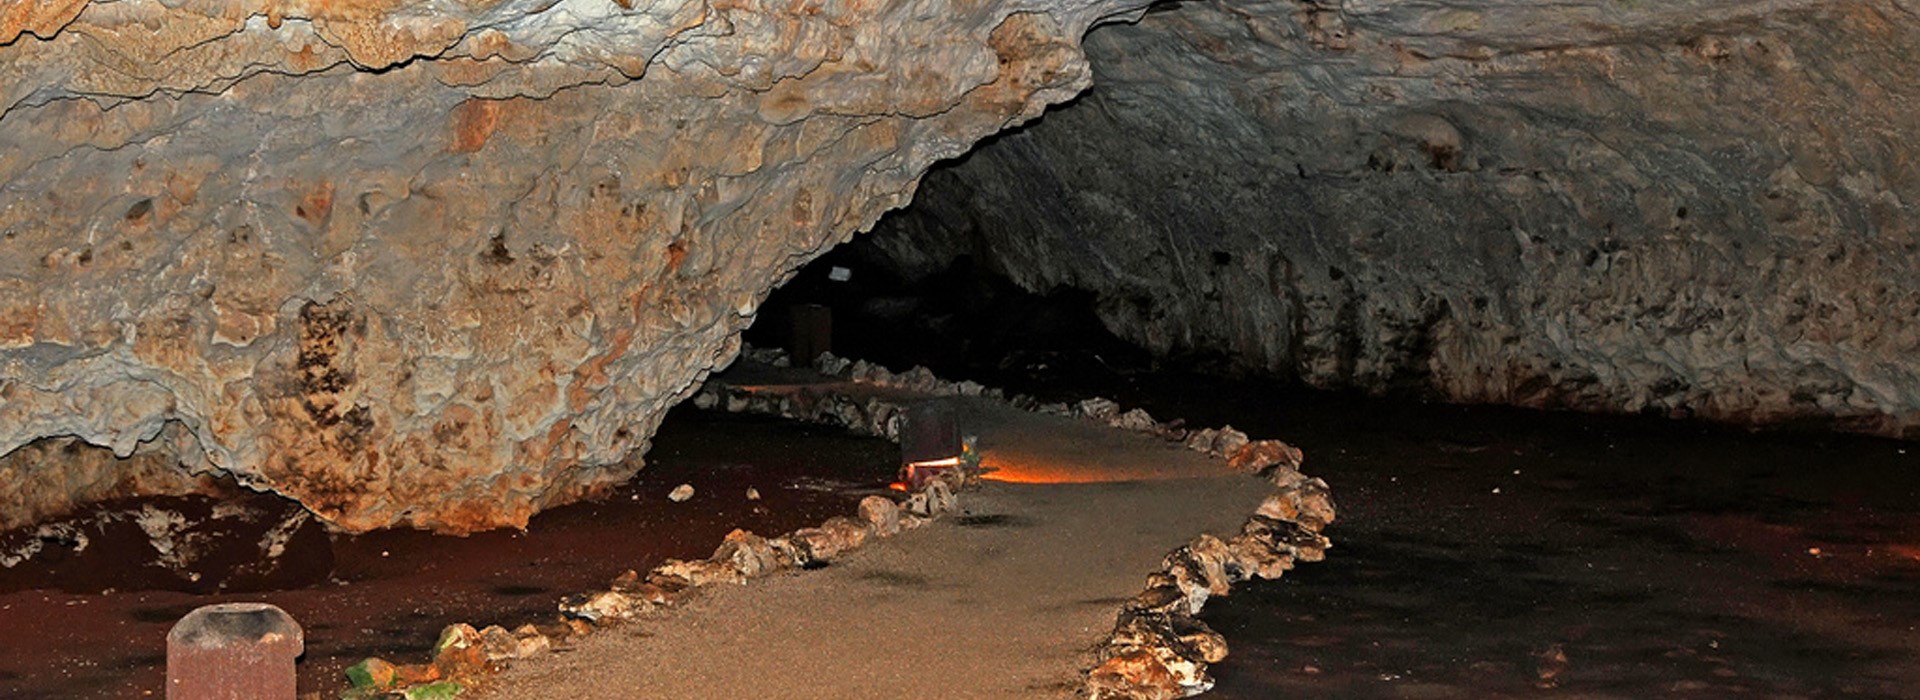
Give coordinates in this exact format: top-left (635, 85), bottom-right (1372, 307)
top-left (669, 484), bottom-right (695, 502)
top-left (745, 487), bottom-right (761, 501)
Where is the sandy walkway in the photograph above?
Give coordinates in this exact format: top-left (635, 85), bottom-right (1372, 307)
top-left (478, 398), bottom-right (1269, 699)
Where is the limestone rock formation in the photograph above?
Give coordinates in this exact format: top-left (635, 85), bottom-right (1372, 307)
top-left (0, 0), bottom-right (1150, 531)
top-left (867, 0), bottom-right (1920, 437)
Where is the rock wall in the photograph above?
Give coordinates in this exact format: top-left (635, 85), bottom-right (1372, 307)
top-left (0, 0), bottom-right (1151, 532)
top-left (867, 0), bottom-right (1920, 437)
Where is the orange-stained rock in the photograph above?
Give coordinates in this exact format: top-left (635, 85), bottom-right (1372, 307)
top-left (1226, 439), bottom-right (1303, 473)
top-left (0, 0), bottom-right (88, 44)
top-left (1087, 650), bottom-right (1180, 700)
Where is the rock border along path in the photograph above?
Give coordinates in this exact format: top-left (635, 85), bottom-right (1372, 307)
top-left (764, 351), bottom-right (1336, 699)
top-left (341, 348), bottom-right (1333, 700)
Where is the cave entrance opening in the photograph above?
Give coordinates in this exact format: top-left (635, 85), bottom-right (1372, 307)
top-left (742, 226), bottom-right (1162, 404)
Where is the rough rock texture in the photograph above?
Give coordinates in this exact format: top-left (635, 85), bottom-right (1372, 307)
top-left (866, 0), bottom-right (1920, 437)
top-left (0, 432), bottom-right (216, 531)
top-left (0, 0), bottom-right (1153, 531)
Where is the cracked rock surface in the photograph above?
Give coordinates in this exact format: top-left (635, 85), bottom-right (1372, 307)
top-left (0, 0), bottom-right (1149, 532)
top-left (866, 0), bottom-right (1920, 437)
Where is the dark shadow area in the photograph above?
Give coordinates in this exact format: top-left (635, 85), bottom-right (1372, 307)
top-left (0, 491), bottom-right (333, 596)
top-left (743, 243), bottom-right (1159, 392)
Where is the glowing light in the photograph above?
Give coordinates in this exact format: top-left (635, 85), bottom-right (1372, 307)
top-left (901, 456), bottom-right (963, 490)
top-left (974, 452), bottom-right (1208, 485)
top-left (978, 458), bottom-right (1137, 485)
top-left (979, 468), bottom-right (1111, 485)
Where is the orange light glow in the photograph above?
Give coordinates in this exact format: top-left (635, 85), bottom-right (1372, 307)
top-left (907, 456), bottom-right (962, 468)
top-left (978, 458), bottom-right (1131, 485)
top-left (888, 482), bottom-right (910, 492)
top-left (980, 468), bottom-right (1116, 484)
top-left (1890, 544), bottom-right (1920, 563)
top-left (975, 453), bottom-right (1203, 484)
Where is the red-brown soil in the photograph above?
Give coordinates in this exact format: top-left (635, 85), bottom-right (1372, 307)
top-left (0, 408), bottom-right (898, 698)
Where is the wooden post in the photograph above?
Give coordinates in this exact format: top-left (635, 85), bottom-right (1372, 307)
top-left (901, 401), bottom-right (962, 488)
top-left (789, 303), bottom-right (833, 365)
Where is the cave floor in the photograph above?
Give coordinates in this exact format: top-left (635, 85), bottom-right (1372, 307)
top-left (6, 363), bottom-right (1918, 699)
top-left (771, 336), bottom-right (1920, 698)
top-left (0, 410), bottom-right (900, 699)
top-left (474, 392), bottom-right (1270, 700)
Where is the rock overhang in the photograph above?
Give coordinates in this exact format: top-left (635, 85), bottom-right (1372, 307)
top-left (857, 0), bottom-right (1920, 438)
top-left (0, 0), bottom-right (1147, 532)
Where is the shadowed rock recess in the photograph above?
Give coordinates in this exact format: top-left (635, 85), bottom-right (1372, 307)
top-left (0, 0), bottom-right (1152, 532)
top-left (866, 0), bottom-right (1920, 437)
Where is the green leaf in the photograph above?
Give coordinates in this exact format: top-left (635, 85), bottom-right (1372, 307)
top-left (344, 658), bottom-right (398, 690)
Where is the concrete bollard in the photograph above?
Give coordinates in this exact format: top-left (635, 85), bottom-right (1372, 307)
top-left (167, 603), bottom-right (303, 700)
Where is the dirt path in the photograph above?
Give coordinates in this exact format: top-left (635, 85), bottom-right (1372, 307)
top-left (478, 398), bottom-right (1270, 699)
